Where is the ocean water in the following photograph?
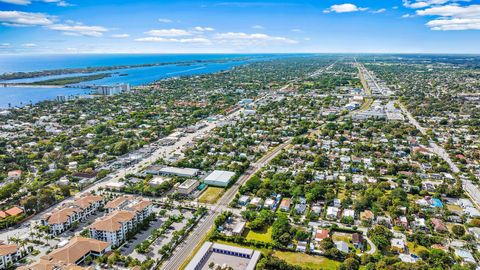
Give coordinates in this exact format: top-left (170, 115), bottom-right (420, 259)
top-left (0, 54), bottom-right (283, 108)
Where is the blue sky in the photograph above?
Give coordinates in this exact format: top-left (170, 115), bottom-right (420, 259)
top-left (0, 0), bottom-right (479, 54)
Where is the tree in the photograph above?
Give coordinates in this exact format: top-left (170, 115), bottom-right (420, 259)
top-left (114, 141), bottom-right (128, 155)
top-left (452, 225), bottom-right (465, 237)
top-left (367, 225), bottom-right (393, 253)
top-left (272, 213), bottom-right (292, 246)
top-left (340, 258), bottom-right (360, 270)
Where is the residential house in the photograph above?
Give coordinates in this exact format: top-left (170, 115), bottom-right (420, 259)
top-left (326, 207), bottom-right (340, 220)
top-left (314, 229), bottom-right (330, 242)
top-left (352, 233), bottom-right (364, 250)
top-left (431, 218), bottom-right (448, 233)
top-left (279, 198), bottom-right (292, 212)
top-left (360, 210), bottom-right (374, 222)
top-left (335, 241), bottom-right (349, 253)
top-left (391, 238), bottom-right (406, 253)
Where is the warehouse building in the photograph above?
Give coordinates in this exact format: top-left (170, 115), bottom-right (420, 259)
top-left (203, 170), bottom-right (236, 187)
top-left (158, 166), bottom-right (199, 177)
top-left (185, 242), bottom-right (260, 270)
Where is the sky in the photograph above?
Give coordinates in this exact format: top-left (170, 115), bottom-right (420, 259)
top-left (0, 0), bottom-right (479, 54)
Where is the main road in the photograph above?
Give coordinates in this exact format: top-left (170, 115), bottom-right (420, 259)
top-left (161, 139), bottom-right (291, 270)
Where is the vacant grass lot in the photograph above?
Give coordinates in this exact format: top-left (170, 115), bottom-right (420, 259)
top-left (198, 187), bottom-right (224, 204)
top-left (245, 226), bottom-right (273, 243)
top-left (273, 251), bottom-right (341, 270)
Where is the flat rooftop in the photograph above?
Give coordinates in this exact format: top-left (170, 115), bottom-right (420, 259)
top-left (159, 166), bottom-right (199, 176)
top-left (205, 170), bottom-right (236, 182)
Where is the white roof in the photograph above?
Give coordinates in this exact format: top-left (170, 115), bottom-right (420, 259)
top-left (178, 179), bottom-right (198, 189)
top-left (212, 242), bottom-right (255, 256)
top-left (159, 166), bottom-right (199, 176)
top-left (205, 170), bottom-right (235, 183)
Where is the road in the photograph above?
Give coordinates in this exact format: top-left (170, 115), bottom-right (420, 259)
top-left (161, 140), bottom-right (291, 270)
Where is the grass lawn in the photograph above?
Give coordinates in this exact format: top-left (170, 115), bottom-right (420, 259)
top-left (245, 226), bottom-right (273, 243)
top-left (447, 204), bottom-right (463, 212)
top-left (332, 232), bottom-right (351, 243)
top-left (407, 241), bottom-right (428, 254)
top-left (198, 187), bottom-right (224, 204)
top-left (273, 251), bottom-right (341, 270)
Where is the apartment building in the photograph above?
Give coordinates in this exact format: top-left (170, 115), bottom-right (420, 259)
top-left (18, 236), bottom-right (110, 270)
top-left (89, 198), bottom-right (152, 247)
top-left (0, 244), bottom-right (24, 269)
top-left (41, 194), bottom-right (105, 235)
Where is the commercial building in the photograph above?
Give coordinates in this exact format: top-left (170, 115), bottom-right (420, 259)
top-left (41, 194), bottom-right (105, 235)
top-left (158, 166), bottom-right (199, 178)
top-left (89, 198), bottom-right (152, 247)
top-left (203, 170), bottom-right (236, 187)
top-left (185, 242), bottom-right (261, 270)
top-left (19, 236), bottom-right (111, 270)
top-left (177, 179), bottom-right (200, 194)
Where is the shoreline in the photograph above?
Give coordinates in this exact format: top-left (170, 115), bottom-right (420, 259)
top-left (0, 84), bottom-right (66, 88)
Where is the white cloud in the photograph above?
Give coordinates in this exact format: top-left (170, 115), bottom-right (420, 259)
top-left (158, 18), bottom-right (173, 23)
top-left (47, 23), bottom-right (108, 37)
top-left (402, 13), bottom-right (416, 18)
top-left (1, 0), bottom-right (73, 6)
top-left (0, 0), bottom-right (31, 5)
top-left (111, 33), bottom-right (130, 38)
top-left (55, 1), bottom-right (73, 7)
top-left (145, 28), bottom-right (192, 37)
top-left (416, 4), bottom-right (480, 17)
top-left (416, 4), bottom-right (480, 30)
top-left (403, 0), bottom-right (454, 9)
top-left (135, 37), bottom-right (211, 44)
top-left (22, 43), bottom-right (37, 47)
top-left (0, 43), bottom-right (11, 47)
top-left (426, 17), bottom-right (480, 30)
top-left (371, 8), bottom-right (387, 14)
top-left (0, 11), bottom-right (54, 26)
top-left (324, 3), bottom-right (368, 13)
top-left (214, 32), bottom-right (298, 45)
top-left (252, 25), bottom-right (264, 29)
top-left (194, 26), bottom-right (215, 31)
top-left (291, 28), bottom-right (302, 32)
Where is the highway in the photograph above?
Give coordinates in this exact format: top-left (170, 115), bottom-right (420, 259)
top-left (161, 140), bottom-right (291, 270)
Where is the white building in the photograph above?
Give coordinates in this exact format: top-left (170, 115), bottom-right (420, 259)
top-left (326, 206), bottom-right (340, 220)
top-left (177, 179), bottom-right (200, 194)
top-left (158, 166), bottom-right (199, 178)
top-left (204, 170), bottom-right (236, 187)
top-left (95, 83), bottom-right (130, 96)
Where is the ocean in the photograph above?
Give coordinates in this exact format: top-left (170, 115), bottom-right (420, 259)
top-left (0, 54), bottom-right (285, 108)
